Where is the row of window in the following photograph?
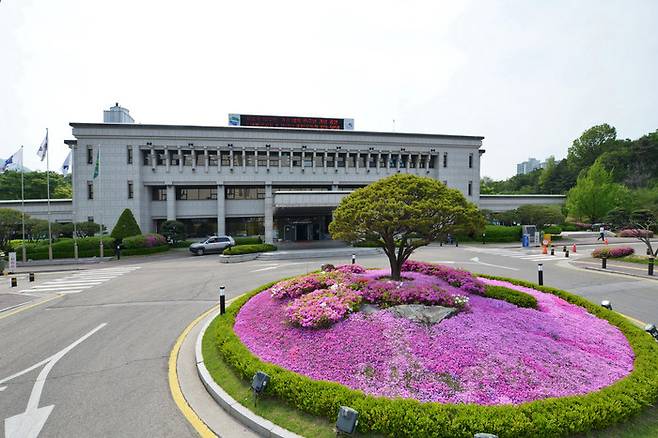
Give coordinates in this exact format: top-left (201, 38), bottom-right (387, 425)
top-left (86, 145), bottom-right (476, 170)
top-left (87, 181), bottom-right (475, 202)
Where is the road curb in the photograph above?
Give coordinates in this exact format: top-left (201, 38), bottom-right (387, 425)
top-left (583, 266), bottom-right (657, 281)
top-left (195, 314), bottom-right (303, 438)
top-left (218, 253), bottom-right (260, 263)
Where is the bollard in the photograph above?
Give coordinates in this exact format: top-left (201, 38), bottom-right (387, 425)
top-left (455, 240), bottom-right (459, 248)
top-left (482, 233), bottom-right (486, 245)
top-left (602, 255), bottom-right (607, 269)
top-left (550, 247), bottom-right (555, 256)
top-left (649, 258), bottom-right (655, 277)
top-left (29, 272), bottom-right (35, 282)
top-left (572, 243), bottom-right (577, 253)
top-left (11, 277), bottom-right (17, 287)
top-left (440, 241), bottom-right (443, 247)
top-left (219, 285), bottom-right (226, 315)
top-left (565, 249), bottom-right (569, 258)
top-left (562, 245), bottom-right (566, 252)
top-left (538, 263), bottom-right (544, 286)
top-left (351, 254), bottom-right (356, 265)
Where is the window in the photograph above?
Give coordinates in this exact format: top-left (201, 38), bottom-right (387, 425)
top-left (303, 153), bottom-right (313, 167)
top-left (128, 181), bottom-right (134, 199)
top-left (127, 146), bottom-right (133, 164)
top-left (87, 181), bottom-right (94, 199)
top-left (418, 155), bottom-right (427, 168)
top-left (142, 150), bottom-right (152, 166)
top-left (292, 152), bottom-right (302, 167)
top-left (269, 154), bottom-right (279, 167)
top-left (368, 155), bottom-right (377, 168)
top-left (357, 154), bottom-right (366, 168)
top-left (170, 150), bottom-right (180, 166)
top-left (225, 186), bottom-right (265, 200)
top-left (87, 216), bottom-right (94, 223)
top-left (280, 152), bottom-right (290, 167)
top-left (429, 155), bottom-right (436, 169)
top-left (176, 187), bottom-right (217, 200)
top-left (443, 152), bottom-right (448, 168)
top-left (314, 153), bottom-right (324, 167)
top-left (182, 150), bottom-right (193, 166)
top-left (209, 151), bottom-right (218, 166)
top-left (469, 153), bottom-right (473, 169)
top-left (336, 153), bottom-right (346, 168)
top-left (245, 151), bottom-right (255, 166)
top-left (87, 146), bottom-right (93, 164)
top-left (378, 154), bottom-right (387, 168)
top-left (220, 151), bottom-right (230, 166)
top-left (234, 152), bottom-right (244, 166)
top-left (468, 180), bottom-right (473, 196)
top-left (152, 187), bottom-right (167, 201)
top-left (326, 153), bottom-right (335, 167)
top-left (156, 150), bottom-right (166, 165)
top-left (257, 152), bottom-right (268, 167)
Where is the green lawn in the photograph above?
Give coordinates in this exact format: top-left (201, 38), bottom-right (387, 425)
top-left (579, 405), bottom-right (658, 437)
top-left (620, 255), bottom-right (653, 265)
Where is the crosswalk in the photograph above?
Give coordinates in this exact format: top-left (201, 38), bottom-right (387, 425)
top-left (464, 246), bottom-right (584, 262)
top-left (19, 266), bottom-right (141, 295)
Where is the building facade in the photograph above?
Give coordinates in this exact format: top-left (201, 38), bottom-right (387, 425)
top-left (66, 118), bottom-right (484, 243)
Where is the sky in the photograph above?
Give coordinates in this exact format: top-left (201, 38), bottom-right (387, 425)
top-left (1, 0), bottom-right (657, 180)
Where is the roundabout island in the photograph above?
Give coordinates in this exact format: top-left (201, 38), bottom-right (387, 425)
top-left (201, 261), bottom-right (658, 437)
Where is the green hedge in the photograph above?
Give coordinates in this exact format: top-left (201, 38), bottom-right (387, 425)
top-left (234, 236), bottom-right (263, 246)
top-left (542, 225), bottom-right (562, 235)
top-left (9, 236), bottom-right (169, 260)
top-left (206, 274), bottom-right (658, 437)
top-left (223, 243), bottom-right (277, 255)
top-left (457, 225), bottom-right (522, 243)
top-left (484, 285), bottom-right (538, 309)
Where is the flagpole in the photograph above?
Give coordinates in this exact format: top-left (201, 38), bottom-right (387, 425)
top-left (98, 146), bottom-right (104, 258)
top-left (21, 146), bottom-right (26, 263)
top-left (46, 129), bottom-right (53, 260)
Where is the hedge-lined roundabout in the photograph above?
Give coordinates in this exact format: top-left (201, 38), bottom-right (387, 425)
top-left (207, 261), bottom-right (658, 437)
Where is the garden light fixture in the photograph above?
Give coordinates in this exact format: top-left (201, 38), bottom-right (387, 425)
top-left (601, 300), bottom-right (612, 310)
top-left (335, 406), bottom-right (359, 435)
top-left (645, 324), bottom-right (658, 341)
top-left (251, 371), bottom-right (270, 394)
top-left (219, 285), bottom-right (226, 315)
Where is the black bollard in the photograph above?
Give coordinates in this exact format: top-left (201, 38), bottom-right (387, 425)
top-left (29, 272), bottom-right (35, 282)
top-left (538, 264), bottom-right (544, 286)
top-left (563, 245), bottom-right (566, 252)
top-left (219, 285), bottom-right (226, 315)
top-left (11, 277), bottom-right (17, 287)
top-left (602, 256), bottom-right (607, 269)
top-left (649, 258), bottom-right (655, 277)
top-left (550, 247), bottom-right (555, 256)
top-left (455, 240), bottom-right (459, 248)
top-left (565, 249), bottom-right (569, 258)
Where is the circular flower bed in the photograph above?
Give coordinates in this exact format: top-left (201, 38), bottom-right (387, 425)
top-left (235, 263), bottom-right (633, 405)
top-left (592, 246), bottom-right (635, 258)
top-left (210, 262), bottom-right (658, 436)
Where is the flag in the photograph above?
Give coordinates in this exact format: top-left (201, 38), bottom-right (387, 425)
top-left (61, 151), bottom-right (72, 175)
top-left (37, 132), bottom-right (48, 161)
top-left (93, 149), bottom-right (100, 179)
top-left (0, 148), bottom-right (23, 172)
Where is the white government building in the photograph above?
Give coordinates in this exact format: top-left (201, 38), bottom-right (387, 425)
top-left (60, 105), bottom-right (486, 244)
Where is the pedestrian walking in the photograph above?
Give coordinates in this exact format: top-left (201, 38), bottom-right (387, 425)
top-left (597, 225), bottom-right (605, 241)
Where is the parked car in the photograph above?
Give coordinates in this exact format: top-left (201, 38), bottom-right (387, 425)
top-left (189, 235), bottom-right (235, 255)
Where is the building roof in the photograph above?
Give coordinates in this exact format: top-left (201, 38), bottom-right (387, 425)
top-left (69, 122), bottom-right (484, 141)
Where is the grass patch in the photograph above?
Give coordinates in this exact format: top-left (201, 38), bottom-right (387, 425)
top-left (484, 285), bottom-right (538, 309)
top-left (619, 255), bottom-right (652, 265)
top-left (202, 294), bottom-right (338, 438)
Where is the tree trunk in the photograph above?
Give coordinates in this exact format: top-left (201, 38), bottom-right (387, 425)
top-left (390, 259), bottom-right (402, 280)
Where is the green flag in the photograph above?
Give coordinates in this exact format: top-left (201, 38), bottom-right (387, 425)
top-left (93, 149), bottom-right (100, 179)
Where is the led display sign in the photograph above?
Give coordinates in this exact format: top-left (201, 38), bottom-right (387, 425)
top-left (229, 114), bottom-right (354, 130)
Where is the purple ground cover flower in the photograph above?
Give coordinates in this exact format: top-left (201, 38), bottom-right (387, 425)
top-left (402, 260), bottom-right (486, 295)
top-left (235, 269), bottom-right (633, 405)
top-left (286, 286), bottom-right (362, 328)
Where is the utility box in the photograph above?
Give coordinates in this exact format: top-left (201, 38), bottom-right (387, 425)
top-left (522, 225), bottom-right (537, 244)
top-left (336, 406), bottom-right (359, 434)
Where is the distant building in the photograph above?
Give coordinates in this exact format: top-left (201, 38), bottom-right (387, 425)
top-left (516, 158), bottom-right (542, 175)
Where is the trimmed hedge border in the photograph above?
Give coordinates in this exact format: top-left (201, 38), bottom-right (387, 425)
top-left (483, 284), bottom-right (538, 309)
top-left (206, 272), bottom-right (658, 437)
top-left (223, 244), bottom-right (277, 255)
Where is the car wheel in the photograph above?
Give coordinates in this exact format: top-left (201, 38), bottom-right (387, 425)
top-left (198, 248), bottom-right (205, 256)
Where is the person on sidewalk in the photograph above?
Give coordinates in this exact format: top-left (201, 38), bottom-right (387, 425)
top-left (597, 226), bottom-right (605, 241)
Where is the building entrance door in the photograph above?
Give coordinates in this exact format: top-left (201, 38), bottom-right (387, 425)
top-left (295, 223), bottom-right (309, 241)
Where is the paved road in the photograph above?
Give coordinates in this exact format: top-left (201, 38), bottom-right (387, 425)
top-left (0, 243), bottom-right (656, 437)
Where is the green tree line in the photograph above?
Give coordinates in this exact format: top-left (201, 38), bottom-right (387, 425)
top-left (0, 171), bottom-right (72, 200)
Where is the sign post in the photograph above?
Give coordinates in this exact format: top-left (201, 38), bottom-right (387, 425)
top-left (8, 252), bottom-right (17, 273)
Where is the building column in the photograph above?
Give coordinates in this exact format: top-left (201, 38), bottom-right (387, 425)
top-left (264, 184), bottom-right (273, 244)
top-left (166, 185), bottom-right (176, 221)
top-left (217, 183), bottom-right (225, 235)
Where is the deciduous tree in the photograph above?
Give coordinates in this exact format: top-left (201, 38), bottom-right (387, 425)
top-left (329, 174), bottom-right (484, 280)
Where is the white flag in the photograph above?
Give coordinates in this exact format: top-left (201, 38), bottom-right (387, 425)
top-left (0, 148), bottom-right (23, 173)
top-left (37, 131), bottom-right (48, 161)
top-left (61, 151), bottom-right (72, 175)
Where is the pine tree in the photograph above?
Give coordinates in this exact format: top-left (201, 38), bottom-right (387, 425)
top-left (111, 208), bottom-right (142, 240)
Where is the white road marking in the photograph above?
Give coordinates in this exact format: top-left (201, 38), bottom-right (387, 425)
top-left (250, 266), bottom-right (279, 272)
top-left (31, 285), bottom-right (93, 291)
top-left (0, 386), bottom-right (6, 392)
top-left (16, 267), bottom-right (140, 296)
top-left (3, 323), bottom-right (106, 438)
top-left (430, 260), bottom-right (456, 264)
top-left (469, 257), bottom-right (519, 271)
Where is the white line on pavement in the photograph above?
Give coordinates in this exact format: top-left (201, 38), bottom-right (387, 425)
top-left (27, 286), bottom-right (92, 291)
top-left (469, 257), bottom-right (519, 271)
top-left (3, 323), bottom-right (107, 438)
top-left (250, 266), bottom-right (279, 273)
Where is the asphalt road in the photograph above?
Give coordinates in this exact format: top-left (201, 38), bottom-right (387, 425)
top-left (0, 243), bottom-right (656, 437)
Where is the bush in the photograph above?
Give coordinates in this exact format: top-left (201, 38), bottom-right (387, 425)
top-left (619, 229), bottom-right (654, 238)
top-left (206, 274), bottom-right (658, 438)
top-left (542, 225), bottom-right (562, 235)
top-left (592, 247), bottom-right (635, 258)
top-left (18, 237), bottom-right (116, 260)
top-left (111, 208), bottom-right (142, 240)
top-left (484, 285), bottom-right (538, 309)
top-left (223, 244), bottom-right (276, 255)
top-left (457, 225), bottom-right (522, 243)
top-left (234, 236), bottom-right (262, 245)
top-left (161, 220), bottom-right (185, 243)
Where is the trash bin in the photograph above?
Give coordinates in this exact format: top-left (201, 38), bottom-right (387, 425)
top-left (522, 234), bottom-right (529, 248)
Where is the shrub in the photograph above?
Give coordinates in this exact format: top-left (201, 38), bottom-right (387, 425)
top-left (222, 243), bottom-right (276, 255)
top-left (592, 247), bottom-right (635, 258)
top-left (619, 229), bottom-right (654, 238)
top-left (542, 225), bottom-right (562, 235)
top-left (207, 275), bottom-right (658, 438)
top-left (160, 220), bottom-right (185, 243)
top-left (484, 285), bottom-right (538, 309)
top-left (111, 208), bottom-right (142, 240)
top-left (18, 237), bottom-right (116, 260)
top-left (457, 225), bottom-right (522, 243)
top-left (286, 287), bottom-right (362, 328)
top-left (121, 234), bottom-right (146, 249)
top-left (234, 236), bottom-right (262, 245)
top-left (402, 260), bottom-right (485, 295)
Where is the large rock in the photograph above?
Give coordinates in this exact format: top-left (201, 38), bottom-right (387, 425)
top-left (388, 304), bottom-right (457, 325)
